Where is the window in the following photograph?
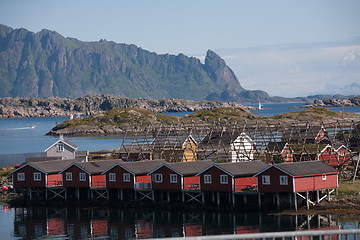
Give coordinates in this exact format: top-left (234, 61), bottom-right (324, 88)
top-left (66, 172), bottom-right (72, 181)
top-left (57, 143), bottom-right (64, 152)
top-left (123, 173), bottom-right (130, 182)
top-left (154, 174), bottom-right (163, 183)
top-left (17, 173), bottom-right (25, 181)
top-left (170, 174), bottom-right (177, 183)
top-left (109, 173), bottom-right (116, 182)
top-left (322, 175), bottom-right (327, 180)
top-left (34, 172), bottom-right (41, 181)
top-left (220, 175), bottom-right (228, 184)
top-left (280, 176), bottom-right (288, 185)
top-left (79, 172), bottom-right (86, 181)
top-left (262, 175), bottom-right (270, 185)
top-left (204, 175), bottom-right (212, 184)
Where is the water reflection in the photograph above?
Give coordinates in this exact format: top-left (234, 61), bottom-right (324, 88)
top-left (11, 205), bottom-right (358, 239)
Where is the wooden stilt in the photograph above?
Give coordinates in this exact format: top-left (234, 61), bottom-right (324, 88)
top-left (316, 190), bottom-right (320, 203)
top-left (294, 192), bottom-right (297, 211)
top-left (202, 192), bottom-right (205, 205)
top-left (232, 193), bottom-right (235, 206)
top-left (327, 189), bottom-right (330, 201)
top-left (306, 191), bottom-right (309, 210)
top-left (276, 192), bottom-right (280, 210)
top-left (182, 191), bottom-right (184, 202)
top-left (217, 192), bottom-right (220, 206)
top-left (212, 192), bottom-right (215, 203)
top-left (258, 192), bottom-right (261, 209)
top-left (167, 191), bottom-right (170, 203)
top-left (244, 193), bottom-right (247, 204)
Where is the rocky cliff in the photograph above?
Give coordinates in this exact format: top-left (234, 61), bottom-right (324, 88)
top-left (0, 95), bottom-right (255, 118)
top-left (0, 24), bottom-right (268, 103)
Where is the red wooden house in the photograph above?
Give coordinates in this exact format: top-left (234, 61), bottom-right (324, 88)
top-left (283, 126), bottom-right (329, 144)
top-left (318, 142), bottom-right (351, 167)
top-left (11, 159), bottom-right (78, 188)
top-left (254, 161), bottom-right (338, 193)
top-left (265, 142), bottom-right (293, 164)
top-left (102, 160), bottom-right (166, 190)
top-left (60, 160), bottom-right (122, 189)
top-left (196, 160), bottom-right (268, 192)
top-left (147, 160), bottom-right (214, 191)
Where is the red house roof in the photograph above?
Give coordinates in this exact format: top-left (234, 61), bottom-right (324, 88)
top-left (196, 160), bottom-right (268, 177)
top-left (60, 159), bottom-right (123, 175)
top-left (254, 160), bottom-right (338, 177)
top-left (102, 159), bottom-right (166, 175)
top-left (149, 160), bottom-right (214, 176)
top-left (11, 159), bottom-right (78, 175)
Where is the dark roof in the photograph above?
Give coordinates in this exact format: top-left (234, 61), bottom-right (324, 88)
top-left (275, 161), bottom-right (337, 176)
top-left (200, 131), bottom-right (253, 148)
top-left (118, 159), bottom-right (166, 175)
top-left (266, 142), bottom-right (288, 152)
top-left (26, 156), bottom-right (63, 163)
top-left (166, 160), bottom-right (214, 176)
top-left (216, 160), bottom-right (268, 177)
top-left (152, 134), bottom-right (195, 148)
top-left (76, 159), bottom-right (123, 175)
top-left (119, 144), bottom-right (153, 153)
top-left (200, 131), bottom-right (240, 146)
top-left (44, 137), bottom-right (78, 152)
top-left (282, 126), bottom-right (325, 142)
top-left (75, 151), bottom-right (89, 157)
top-left (30, 159), bottom-right (79, 174)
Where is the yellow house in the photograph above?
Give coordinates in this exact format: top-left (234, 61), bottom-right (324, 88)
top-left (152, 134), bottom-right (197, 162)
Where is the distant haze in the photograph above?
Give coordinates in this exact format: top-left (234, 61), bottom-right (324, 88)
top-left (205, 40), bottom-right (360, 98)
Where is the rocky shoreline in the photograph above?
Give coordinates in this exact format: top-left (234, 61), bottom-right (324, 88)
top-left (298, 97), bottom-right (360, 108)
top-left (0, 95), bottom-right (256, 119)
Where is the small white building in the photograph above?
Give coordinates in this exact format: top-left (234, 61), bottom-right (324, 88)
top-left (200, 131), bottom-right (256, 162)
top-left (45, 135), bottom-right (78, 160)
top-left (230, 132), bottom-right (256, 162)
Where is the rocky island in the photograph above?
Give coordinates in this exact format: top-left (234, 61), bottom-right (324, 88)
top-left (0, 95), bottom-right (256, 119)
top-left (300, 97), bottom-right (360, 108)
top-left (46, 107), bottom-right (360, 136)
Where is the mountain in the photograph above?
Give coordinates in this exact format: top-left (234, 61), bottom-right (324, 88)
top-left (0, 24), bottom-right (268, 103)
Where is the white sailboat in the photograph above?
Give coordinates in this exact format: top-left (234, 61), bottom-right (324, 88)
top-left (258, 101), bottom-right (262, 110)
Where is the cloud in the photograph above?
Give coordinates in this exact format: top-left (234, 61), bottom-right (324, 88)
top-left (215, 41), bottom-right (360, 97)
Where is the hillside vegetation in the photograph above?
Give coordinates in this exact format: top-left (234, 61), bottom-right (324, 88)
top-left (47, 107), bottom-right (359, 136)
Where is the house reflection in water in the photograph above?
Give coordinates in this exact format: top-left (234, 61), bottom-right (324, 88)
top-left (12, 206), bottom-right (341, 239)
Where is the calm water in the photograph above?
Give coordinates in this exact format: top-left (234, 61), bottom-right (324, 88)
top-left (0, 202), bottom-right (359, 239)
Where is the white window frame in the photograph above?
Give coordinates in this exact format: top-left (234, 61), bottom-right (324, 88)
top-left (17, 172), bottom-right (25, 181)
top-left (220, 175), bottom-right (228, 184)
top-left (279, 176), bottom-right (288, 185)
top-left (109, 173), bottom-right (116, 182)
top-left (154, 174), bottom-right (163, 183)
top-left (123, 173), bottom-right (130, 182)
top-left (262, 175), bottom-right (270, 185)
top-left (34, 172), bottom-right (41, 181)
top-left (57, 143), bottom-right (64, 152)
top-left (170, 174), bottom-right (177, 183)
top-left (204, 174), bottom-right (212, 184)
top-left (66, 172), bottom-right (72, 181)
top-left (79, 172), bottom-right (86, 182)
top-left (322, 175), bottom-right (327, 180)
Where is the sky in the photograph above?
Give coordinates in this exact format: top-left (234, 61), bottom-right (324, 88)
top-left (0, 0), bottom-right (360, 97)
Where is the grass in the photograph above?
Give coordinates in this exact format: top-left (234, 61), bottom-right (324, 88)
top-left (337, 179), bottom-right (360, 197)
